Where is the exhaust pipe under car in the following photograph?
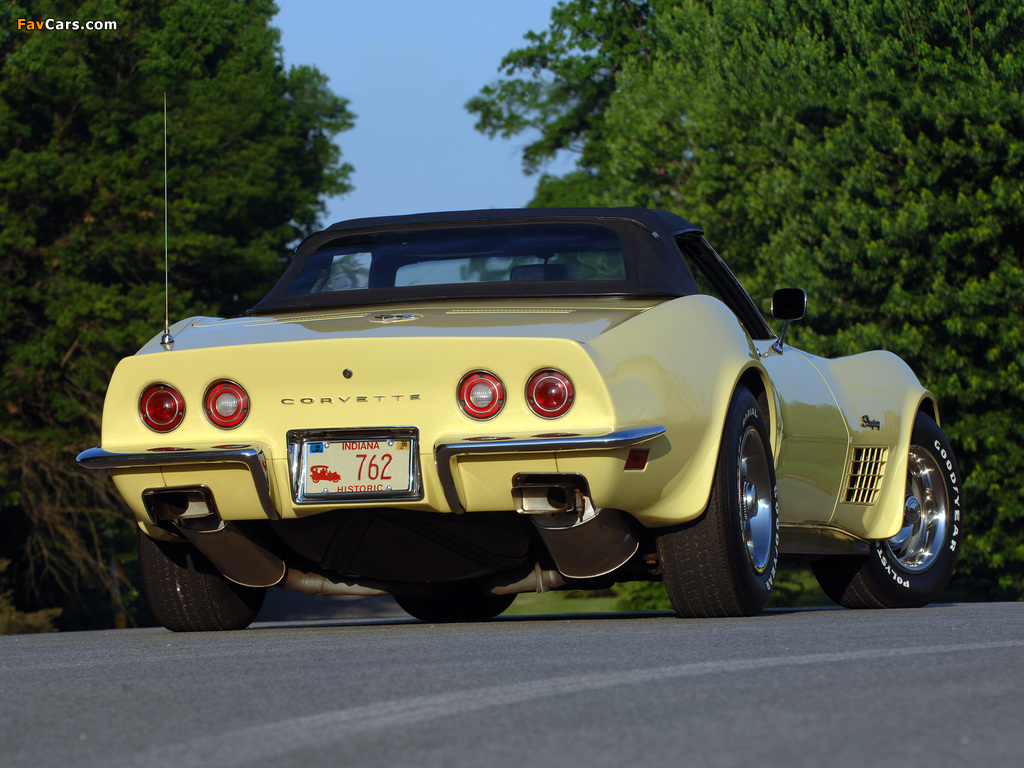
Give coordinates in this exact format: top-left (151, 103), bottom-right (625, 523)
top-left (143, 486), bottom-right (286, 589)
top-left (511, 473), bottom-right (639, 579)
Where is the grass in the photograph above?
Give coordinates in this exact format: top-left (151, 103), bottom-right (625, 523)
top-left (504, 590), bottom-right (622, 615)
top-left (500, 561), bottom-right (977, 617)
top-left (501, 564), bottom-right (835, 617)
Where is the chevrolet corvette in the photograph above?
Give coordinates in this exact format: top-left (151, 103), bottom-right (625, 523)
top-left (78, 208), bottom-right (962, 629)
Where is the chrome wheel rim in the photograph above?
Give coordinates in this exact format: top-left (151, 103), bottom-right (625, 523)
top-left (739, 427), bottom-right (773, 573)
top-left (885, 445), bottom-right (949, 572)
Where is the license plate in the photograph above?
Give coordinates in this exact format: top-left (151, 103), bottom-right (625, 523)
top-left (291, 431), bottom-right (420, 503)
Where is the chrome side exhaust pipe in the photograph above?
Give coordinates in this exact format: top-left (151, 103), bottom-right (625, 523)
top-left (174, 522), bottom-right (287, 589)
top-left (512, 473), bottom-right (640, 579)
top-left (143, 487), bottom-right (287, 589)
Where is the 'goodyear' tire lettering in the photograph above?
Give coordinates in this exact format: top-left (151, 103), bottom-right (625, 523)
top-left (811, 412), bottom-right (962, 609)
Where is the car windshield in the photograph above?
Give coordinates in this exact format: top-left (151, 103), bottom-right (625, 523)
top-left (281, 223), bottom-right (626, 297)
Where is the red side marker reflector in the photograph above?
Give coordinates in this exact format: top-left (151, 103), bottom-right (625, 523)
top-left (625, 449), bottom-right (650, 470)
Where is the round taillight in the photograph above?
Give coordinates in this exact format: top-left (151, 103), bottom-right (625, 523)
top-left (204, 380), bottom-right (249, 429)
top-left (457, 371), bottom-right (505, 420)
top-left (140, 383), bottom-right (185, 432)
top-left (526, 369), bottom-right (574, 418)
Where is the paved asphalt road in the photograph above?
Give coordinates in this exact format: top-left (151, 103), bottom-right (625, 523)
top-left (2, 602), bottom-right (1022, 768)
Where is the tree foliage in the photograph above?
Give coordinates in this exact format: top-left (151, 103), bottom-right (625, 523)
top-left (0, 0), bottom-right (354, 627)
top-left (465, 0), bottom-right (656, 205)
top-left (473, 0), bottom-right (1024, 598)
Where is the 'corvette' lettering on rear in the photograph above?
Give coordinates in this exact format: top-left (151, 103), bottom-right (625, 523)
top-left (281, 394), bottom-right (421, 405)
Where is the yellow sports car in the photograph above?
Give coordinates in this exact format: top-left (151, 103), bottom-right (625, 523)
top-left (78, 208), bottom-right (962, 630)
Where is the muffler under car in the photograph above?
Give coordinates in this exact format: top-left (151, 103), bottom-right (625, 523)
top-left (511, 473), bottom-right (639, 579)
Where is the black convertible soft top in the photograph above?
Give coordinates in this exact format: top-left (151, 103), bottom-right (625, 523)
top-left (248, 208), bottom-right (703, 315)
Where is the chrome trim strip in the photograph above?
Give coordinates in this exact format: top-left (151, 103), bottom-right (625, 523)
top-left (434, 425), bottom-right (665, 514)
top-left (76, 446), bottom-right (280, 521)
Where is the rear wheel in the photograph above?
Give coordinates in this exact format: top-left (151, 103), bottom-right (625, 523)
top-left (394, 582), bottom-right (515, 622)
top-left (812, 413), bottom-right (962, 608)
top-left (138, 528), bottom-right (267, 631)
top-left (656, 386), bottom-right (779, 617)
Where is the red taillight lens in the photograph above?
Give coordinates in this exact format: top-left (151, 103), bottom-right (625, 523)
top-left (526, 369), bottom-right (574, 418)
top-left (457, 371), bottom-right (505, 420)
top-left (204, 380), bottom-right (250, 429)
top-left (140, 384), bottom-right (185, 432)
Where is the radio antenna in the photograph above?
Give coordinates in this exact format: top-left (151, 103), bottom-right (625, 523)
top-left (160, 92), bottom-right (174, 351)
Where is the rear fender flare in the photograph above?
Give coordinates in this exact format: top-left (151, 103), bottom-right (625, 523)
top-left (588, 296), bottom-right (772, 526)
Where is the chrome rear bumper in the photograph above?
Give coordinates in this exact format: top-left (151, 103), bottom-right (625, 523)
top-left (76, 445), bottom-right (280, 521)
top-left (433, 425), bottom-right (665, 514)
top-left (77, 424), bottom-right (666, 519)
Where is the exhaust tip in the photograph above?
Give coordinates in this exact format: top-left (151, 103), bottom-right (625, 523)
top-left (511, 472), bottom-right (587, 515)
top-left (143, 486), bottom-right (217, 521)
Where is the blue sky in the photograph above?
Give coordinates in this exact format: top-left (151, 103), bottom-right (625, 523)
top-left (273, 1), bottom-right (573, 226)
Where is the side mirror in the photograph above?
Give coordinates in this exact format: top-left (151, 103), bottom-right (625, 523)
top-left (770, 288), bottom-right (806, 353)
top-left (771, 288), bottom-right (807, 321)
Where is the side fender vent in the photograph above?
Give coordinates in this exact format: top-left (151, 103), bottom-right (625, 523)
top-left (844, 447), bottom-right (889, 505)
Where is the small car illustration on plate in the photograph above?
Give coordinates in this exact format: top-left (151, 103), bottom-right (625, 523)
top-left (309, 465), bottom-right (341, 484)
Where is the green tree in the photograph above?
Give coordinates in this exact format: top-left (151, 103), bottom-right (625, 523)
top-left (475, 0), bottom-right (1024, 598)
top-left (0, 0), bottom-right (354, 627)
top-left (466, 0), bottom-right (657, 206)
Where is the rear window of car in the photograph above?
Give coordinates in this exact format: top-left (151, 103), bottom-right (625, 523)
top-left (281, 223), bottom-right (626, 297)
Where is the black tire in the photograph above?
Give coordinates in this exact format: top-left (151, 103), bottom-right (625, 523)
top-left (812, 412), bottom-right (962, 609)
top-left (138, 528), bottom-right (267, 631)
top-left (656, 386), bottom-right (779, 617)
top-left (393, 583), bottom-right (516, 622)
